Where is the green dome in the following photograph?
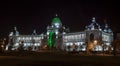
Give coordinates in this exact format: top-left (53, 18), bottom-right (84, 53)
top-left (51, 17), bottom-right (62, 24)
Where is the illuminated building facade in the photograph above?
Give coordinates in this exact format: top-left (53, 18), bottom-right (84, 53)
top-left (6, 15), bottom-right (113, 52)
top-left (6, 28), bottom-right (44, 51)
top-left (62, 18), bottom-right (113, 51)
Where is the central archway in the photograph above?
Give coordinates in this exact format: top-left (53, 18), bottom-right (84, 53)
top-left (90, 33), bottom-right (94, 42)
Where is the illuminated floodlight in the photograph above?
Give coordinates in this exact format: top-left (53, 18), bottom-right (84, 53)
top-left (48, 31), bottom-right (56, 48)
top-left (106, 43), bottom-right (110, 46)
top-left (70, 43), bottom-right (73, 46)
top-left (66, 43), bottom-right (69, 46)
top-left (94, 40), bottom-right (97, 45)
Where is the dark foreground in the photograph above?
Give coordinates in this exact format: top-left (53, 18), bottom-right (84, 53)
top-left (0, 51), bottom-right (120, 66)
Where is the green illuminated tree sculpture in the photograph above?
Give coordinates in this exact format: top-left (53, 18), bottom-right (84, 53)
top-left (48, 31), bottom-right (56, 48)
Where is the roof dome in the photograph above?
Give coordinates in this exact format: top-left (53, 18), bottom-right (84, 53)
top-left (104, 28), bottom-right (112, 33)
top-left (103, 23), bottom-right (112, 33)
top-left (86, 17), bottom-right (101, 30)
top-left (108, 29), bottom-right (112, 33)
top-left (51, 14), bottom-right (62, 24)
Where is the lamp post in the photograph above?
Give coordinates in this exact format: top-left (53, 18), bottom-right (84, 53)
top-left (94, 40), bottom-right (97, 45)
top-left (93, 40), bottom-right (97, 51)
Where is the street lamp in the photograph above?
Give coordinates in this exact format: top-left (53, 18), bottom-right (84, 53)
top-left (94, 40), bottom-right (97, 45)
top-left (93, 40), bottom-right (97, 52)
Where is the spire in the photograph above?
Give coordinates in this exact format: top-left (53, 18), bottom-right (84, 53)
top-left (14, 26), bottom-right (19, 36)
top-left (14, 26), bottom-right (17, 31)
top-left (92, 17), bottom-right (96, 23)
top-left (105, 23), bottom-right (108, 28)
top-left (51, 14), bottom-right (62, 24)
top-left (32, 29), bottom-right (37, 35)
top-left (86, 17), bottom-right (101, 30)
top-left (9, 32), bottom-right (13, 36)
top-left (104, 20), bottom-right (108, 28)
top-left (103, 20), bottom-right (112, 33)
top-left (55, 13), bottom-right (58, 17)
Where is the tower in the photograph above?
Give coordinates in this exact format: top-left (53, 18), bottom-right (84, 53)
top-left (14, 27), bottom-right (19, 36)
top-left (51, 14), bottom-right (62, 29)
top-left (86, 17), bottom-right (102, 42)
top-left (103, 22), bottom-right (112, 33)
top-left (32, 29), bottom-right (37, 35)
top-left (46, 14), bottom-right (62, 36)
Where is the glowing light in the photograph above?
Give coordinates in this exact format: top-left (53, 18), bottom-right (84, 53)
top-left (15, 43), bottom-right (19, 46)
top-left (62, 32), bottom-right (66, 34)
top-left (95, 45), bottom-right (102, 51)
top-left (70, 43), bottom-right (73, 46)
top-left (47, 32), bottom-right (49, 35)
top-left (94, 40), bottom-right (97, 45)
top-left (38, 43), bottom-right (40, 46)
top-left (18, 37), bottom-right (21, 40)
top-left (106, 43), bottom-right (110, 46)
top-left (66, 43), bottom-right (69, 46)
top-left (48, 31), bottom-right (56, 48)
top-left (55, 30), bottom-right (58, 35)
top-left (30, 37), bottom-right (32, 40)
top-left (1, 45), bottom-right (4, 48)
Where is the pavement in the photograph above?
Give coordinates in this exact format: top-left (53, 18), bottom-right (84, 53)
top-left (0, 52), bottom-right (120, 66)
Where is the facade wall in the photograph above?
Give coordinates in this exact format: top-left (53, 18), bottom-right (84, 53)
top-left (102, 32), bottom-right (113, 51)
top-left (62, 32), bottom-right (86, 51)
top-left (7, 30), bottom-right (113, 52)
top-left (7, 35), bottom-right (43, 51)
top-left (62, 30), bottom-right (113, 52)
top-left (6, 16), bottom-right (114, 52)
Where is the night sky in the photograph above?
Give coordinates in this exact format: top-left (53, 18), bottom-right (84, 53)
top-left (0, 0), bottom-right (119, 38)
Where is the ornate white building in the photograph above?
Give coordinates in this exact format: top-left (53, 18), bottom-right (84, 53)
top-left (6, 15), bottom-right (113, 52)
top-left (62, 17), bottom-right (113, 52)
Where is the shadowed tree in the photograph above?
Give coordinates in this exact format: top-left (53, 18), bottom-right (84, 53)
top-left (18, 41), bottom-right (24, 51)
top-left (112, 39), bottom-right (120, 56)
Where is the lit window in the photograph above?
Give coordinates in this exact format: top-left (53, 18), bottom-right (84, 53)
top-left (47, 32), bottom-right (49, 35)
top-left (38, 44), bottom-right (40, 46)
top-left (23, 37), bottom-right (25, 40)
top-left (54, 23), bottom-right (60, 28)
top-left (55, 31), bottom-right (58, 35)
top-left (15, 43), bottom-right (19, 47)
top-left (30, 37), bottom-right (32, 40)
top-left (66, 43), bottom-right (69, 46)
top-left (106, 43), bottom-right (110, 46)
top-left (18, 37), bottom-right (21, 40)
top-left (70, 43), bottom-right (73, 46)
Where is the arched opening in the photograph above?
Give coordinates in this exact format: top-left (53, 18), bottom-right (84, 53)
top-left (90, 33), bottom-right (94, 42)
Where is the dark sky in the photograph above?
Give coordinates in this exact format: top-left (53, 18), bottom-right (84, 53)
top-left (0, 0), bottom-right (119, 38)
